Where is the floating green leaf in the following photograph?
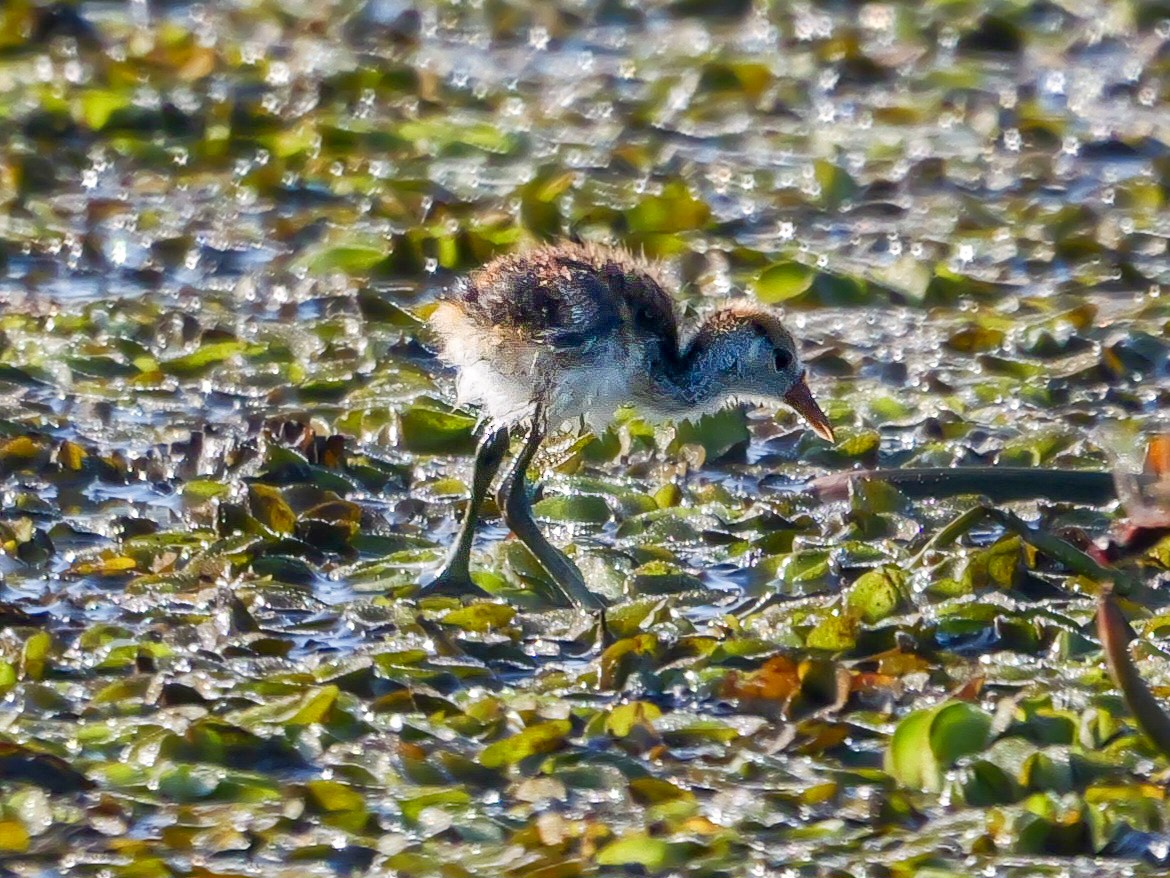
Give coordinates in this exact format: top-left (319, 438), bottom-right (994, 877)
top-left (440, 602), bottom-right (515, 633)
top-left (846, 567), bottom-right (908, 624)
top-left (307, 243), bottom-right (389, 275)
top-left (532, 494), bottom-right (611, 524)
top-left (753, 261), bottom-right (814, 303)
top-left (887, 701), bottom-right (993, 792)
top-left (160, 341), bottom-right (247, 377)
top-left (398, 405), bottom-right (477, 455)
top-left (596, 833), bottom-right (673, 870)
top-left (480, 720), bottom-right (572, 768)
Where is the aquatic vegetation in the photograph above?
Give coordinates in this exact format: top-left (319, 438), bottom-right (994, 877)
top-left (2, 0), bottom-right (1170, 874)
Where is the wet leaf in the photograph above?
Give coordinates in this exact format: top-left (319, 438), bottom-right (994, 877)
top-left (20, 631), bottom-right (51, 681)
top-left (596, 832), bottom-right (673, 870)
top-left (56, 439), bottom-right (86, 470)
top-left (814, 159), bottom-right (858, 208)
top-left (307, 243), bottom-right (389, 275)
top-left (1, 436), bottom-right (47, 470)
top-left (480, 720), bottom-right (572, 768)
top-left (721, 655), bottom-right (801, 704)
top-left (0, 820), bottom-right (29, 853)
top-left (160, 341), bottom-right (247, 377)
top-left (753, 261), bottom-right (814, 303)
top-left (0, 741), bottom-right (94, 793)
top-left (532, 494), bottom-right (611, 524)
top-left (248, 484), bottom-right (297, 535)
top-left (670, 408), bottom-right (750, 463)
top-left (626, 180), bottom-right (710, 234)
top-left (288, 686), bottom-right (340, 725)
top-left (398, 405), bottom-right (476, 455)
top-left (78, 89), bottom-right (132, 131)
top-left (805, 609), bottom-right (859, 652)
top-left (440, 603), bottom-right (515, 633)
top-left (71, 554), bottom-right (136, 577)
top-left (846, 567), bottom-right (908, 624)
top-left (606, 701), bottom-right (663, 737)
top-left (305, 779), bottom-right (366, 813)
top-left (887, 701), bottom-right (993, 792)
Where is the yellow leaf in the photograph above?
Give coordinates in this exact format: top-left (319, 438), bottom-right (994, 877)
top-left (606, 701), bottom-right (662, 737)
top-left (57, 440), bottom-right (86, 471)
top-left (0, 820), bottom-right (29, 852)
top-left (78, 89), bottom-right (131, 131)
top-left (178, 47), bottom-right (216, 81)
top-left (288, 686), bottom-right (339, 726)
top-left (248, 484), bottom-right (296, 535)
top-left (73, 555), bottom-right (137, 577)
top-left (1, 435), bottom-right (45, 466)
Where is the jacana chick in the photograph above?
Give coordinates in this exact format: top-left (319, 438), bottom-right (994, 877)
top-left (422, 242), bottom-right (834, 608)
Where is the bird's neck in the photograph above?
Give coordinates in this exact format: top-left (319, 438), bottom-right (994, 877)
top-left (649, 325), bottom-right (735, 415)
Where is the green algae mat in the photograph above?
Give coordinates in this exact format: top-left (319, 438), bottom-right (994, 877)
top-left (4, 0), bottom-right (1170, 875)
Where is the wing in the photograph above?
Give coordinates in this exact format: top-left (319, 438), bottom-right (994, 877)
top-left (444, 242), bottom-right (683, 373)
top-left (457, 248), bottom-right (624, 352)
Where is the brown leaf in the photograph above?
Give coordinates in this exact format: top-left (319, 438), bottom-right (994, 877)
top-left (721, 656), bottom-right (800, 702)
top-left (951, 675), bottom-right (985, 702)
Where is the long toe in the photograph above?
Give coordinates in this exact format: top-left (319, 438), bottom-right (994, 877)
top-left (417, 566), bottom-right (492, 599)
top-left (567, 570), bottom-right (608, 611)
top-left (537, 549), bottom-right (608, 610)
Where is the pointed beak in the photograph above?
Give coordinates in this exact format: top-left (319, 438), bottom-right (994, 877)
top-left (783, 372), bottom-right (835, 442)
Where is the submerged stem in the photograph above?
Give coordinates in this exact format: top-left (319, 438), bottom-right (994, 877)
top-left (808, 467), bottom-right (1116, 506)
top-left (1097, 587), bottom-right (1170, 759)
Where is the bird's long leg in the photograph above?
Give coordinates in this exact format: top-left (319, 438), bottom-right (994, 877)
top-left (498, 415), bottom-right (607, 610)
top-left (418, 426), bottom-right (510, 598)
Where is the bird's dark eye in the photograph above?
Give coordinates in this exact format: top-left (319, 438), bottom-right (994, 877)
top-left (773, 349), bottom-right (792, 371)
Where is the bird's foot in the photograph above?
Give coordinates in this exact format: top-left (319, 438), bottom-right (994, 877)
top-left (595, 607), bottom-right (615, 648)
top-left (565, 569), bottom-right (609, 612)
top-left (532, 547), bottom-right (608, 611)
top-left (417, 565), bottom-right (491, 599)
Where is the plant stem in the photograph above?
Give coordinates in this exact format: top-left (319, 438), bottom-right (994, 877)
top-left (808, 467), bottom-right (1116, 505)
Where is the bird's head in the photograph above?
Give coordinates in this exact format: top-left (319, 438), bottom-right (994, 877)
top-left (688, 303), bottom-right (834, 442)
